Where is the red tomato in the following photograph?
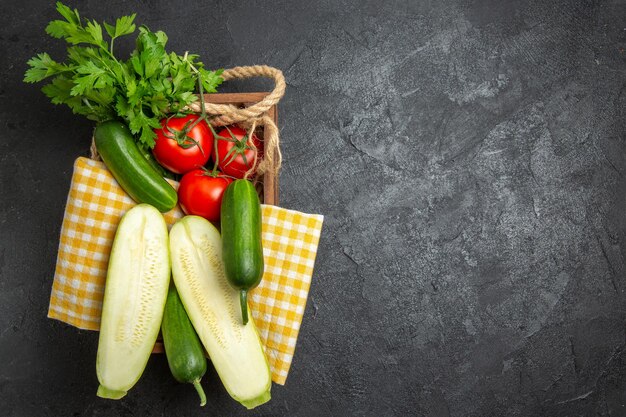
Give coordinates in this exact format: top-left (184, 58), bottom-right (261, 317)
top-left (152, 115), bottom-right (214, 174)
top-left (214, 126), bottom-right (263, 178)
top-left (177, 169), bottom-right (232, 222)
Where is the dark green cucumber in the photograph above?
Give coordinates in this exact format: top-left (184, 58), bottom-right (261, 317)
top-left (137, 142), bottom-right (176, 180)
top-left (220, 179), bottom-right (264, 325)
top-left (94, 121), bottom-right (177, 212)
top-left (161, 284), bottom-right (208, 406)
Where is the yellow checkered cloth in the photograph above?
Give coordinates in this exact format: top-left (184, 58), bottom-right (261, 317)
top-left (48, 157), bottom-right (323, 385)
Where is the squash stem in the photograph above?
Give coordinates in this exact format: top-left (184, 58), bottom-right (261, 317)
top-left (240, 290), bottom-right (249, 325)
top-left (192, 379), bottom-right (207, 406)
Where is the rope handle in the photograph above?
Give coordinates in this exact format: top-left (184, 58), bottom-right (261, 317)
top-left (186, 65), bottom-right (286, 126)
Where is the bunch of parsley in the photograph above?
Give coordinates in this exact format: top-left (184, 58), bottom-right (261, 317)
top-left (24, 2), bottom-right (223, 148)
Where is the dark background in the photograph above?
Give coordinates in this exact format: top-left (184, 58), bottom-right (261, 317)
top-left (1, 0), bottom-right (625, 416)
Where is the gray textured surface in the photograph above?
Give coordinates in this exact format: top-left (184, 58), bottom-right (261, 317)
top-left (1, 0), bottom-right (625, 416)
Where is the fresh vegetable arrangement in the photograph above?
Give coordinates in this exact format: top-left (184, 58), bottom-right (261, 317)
top-left (26, 2), bottom-right (274, 409)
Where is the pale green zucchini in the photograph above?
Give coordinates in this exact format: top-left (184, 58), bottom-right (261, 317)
top-left (96, 204), bottom-right (171, 400)
top-left (169, 215), bottom-right (271, 409)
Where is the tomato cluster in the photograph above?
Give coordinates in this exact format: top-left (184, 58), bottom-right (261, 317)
top-left (151, 115), bottom-right (262, 222)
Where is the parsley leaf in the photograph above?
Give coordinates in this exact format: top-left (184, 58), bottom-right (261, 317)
top-left (105, 14), bottom-right (136, 39)
top-left (199, 67), bottom-right (224, 93)
top-left (24, 53), bottom-right (74, 82)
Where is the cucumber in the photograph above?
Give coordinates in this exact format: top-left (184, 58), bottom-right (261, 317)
top-left (161, 283), bottom-right (208, 406)
top-left (138, 142), bottom-right (176, 180)
top-left (169, 216), bottom-right (271, 409)
top-left (94, 120), bottom-right (178, 212)
top-left (96, 204), bottom-right (171, 400)
top-left (220, 179), bottom-right (264, 325)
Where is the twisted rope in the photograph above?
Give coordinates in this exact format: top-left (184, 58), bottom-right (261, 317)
top-left (187, 65), bottom-right (286, 127)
